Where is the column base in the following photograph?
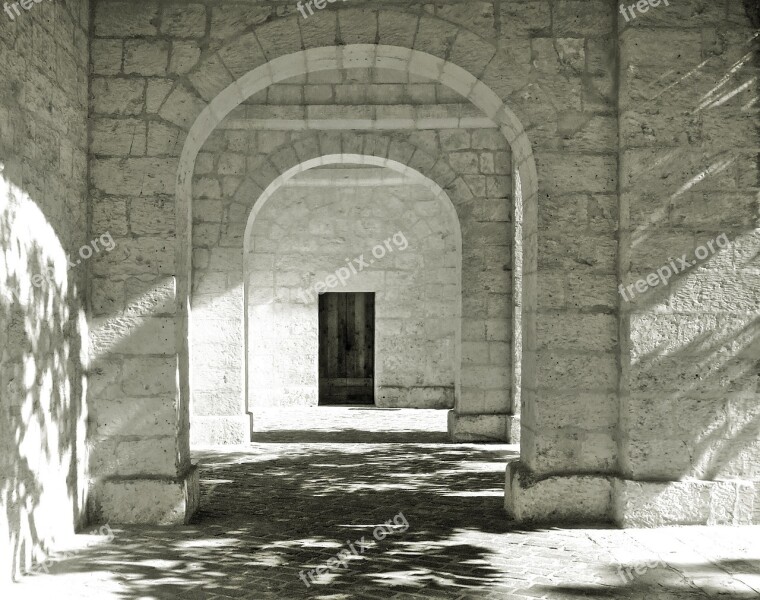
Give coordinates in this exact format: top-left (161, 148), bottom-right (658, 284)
top-left (505, 460), bottom-right (612, 524)
top-left (505, 460), bottom-right (760, 526)
top-left (191, 415), bottom-right (252, 445)
top-left (89, 464), bottom-right (200, 525)
top-left (447, 410), bottom-right (518, 442)
top-left (613, 478), bottom-right (759, 526)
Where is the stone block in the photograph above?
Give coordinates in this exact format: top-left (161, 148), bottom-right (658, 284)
top-left (191, 416), bottom-right (251, 445)
top-left (91, 39), bottom-right (123, 75)
top-left (94, 2), bottom-right (159, 37)
top-left (90, 316), bottom-right (175, 356)
top-left (92, 196), bottom-right (128, 236)
top-left (505, 461), bottom-right (612, 523)
top-left (613, 479), bottom-right (758, 527)
top-left (93, 396), bottom-right (177, 439)
top-left (91, 466), bottom-right (199, 525)
top-left (91, 119), bottom-right (147, 156)
top-left (91, 78), bottom-right (145, 116)
top-left (448, 411), bottom-right (511, 442)
top-left (121, 357), bottom-right (177, 396)
top-left (124, 40), bottom-right (170, 76)
top-left (92, 158), bottom-right (176, 196)
top-left (91, 436), bottom-right (178, 478)
top-left (161, 4), bottom-right (207, 38)
top-left (147, 122), bottom-right (186, 157)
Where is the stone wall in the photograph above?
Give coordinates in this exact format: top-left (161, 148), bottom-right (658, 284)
top-left (245, 168), bottom-right (459, 409)
top-left (614, 0), bottom-right (760, 525)
top-left (0, 0), bottom-right (90, 583)
top-left (189, 122), bottom-right (512, 443)
top-left (87, 0), bottom-right (760, 526)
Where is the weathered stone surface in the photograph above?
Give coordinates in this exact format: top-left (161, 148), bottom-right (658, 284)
top-left (91, 78), bottom-right (145, 115)
top-left (124, 40), bottom-right (170, 76)
top-left (613, 479), bottom-right (757, 527)
top-left (2, 3), bottom-right (757, 572)
top-left (0, 0), bottom-right (90, 584)
top-left (92, 466), bottom-right (199, 525)
top-left (161, 4), bottom-right (207, 38)
top-left (505, 461), bottom-right (612, 523)
top-left (448, 412), bottom-right (513, 442)
top-left (91, 119), bottom-right (147, 156)
top-left (94, 1), bottom-right (159, 37)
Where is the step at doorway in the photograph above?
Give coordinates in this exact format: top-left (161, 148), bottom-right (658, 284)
top-left (318, 292), bottom-right (375, 406)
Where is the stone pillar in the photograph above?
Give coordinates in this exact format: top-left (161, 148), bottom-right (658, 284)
top-left (448, 135), bottom-right (515, 443)
top-left (190, 257), bottom-right (250, 445)
top-left (505, 0), bottom-right (621, 522)
top-left (88, 167), bottom-right (199, 524)
top-left (613, 0), bottom-right (760, 526)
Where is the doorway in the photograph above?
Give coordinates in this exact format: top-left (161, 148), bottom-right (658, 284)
top-left (318, 292), bottom-right (375, 406)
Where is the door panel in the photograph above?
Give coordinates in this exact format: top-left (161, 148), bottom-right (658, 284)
top-left (319, 293), bottom-right (374, 405)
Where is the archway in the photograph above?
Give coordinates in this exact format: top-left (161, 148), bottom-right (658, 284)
top-left (242, 154), bottom-right (462, 427)
top-left (177, 45), bottom-right (538, 449)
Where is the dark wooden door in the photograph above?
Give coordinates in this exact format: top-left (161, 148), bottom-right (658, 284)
top-left (318, 292), bottom-right (375, 405)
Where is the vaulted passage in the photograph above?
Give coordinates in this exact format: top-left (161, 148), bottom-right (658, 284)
top-left (7, 411), bottom-right (760, 598)
top-left (2, 0), bottom-right (760, 595)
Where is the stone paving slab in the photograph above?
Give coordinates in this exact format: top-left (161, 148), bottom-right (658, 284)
top-left (5, 409), bottom-right (760, 599)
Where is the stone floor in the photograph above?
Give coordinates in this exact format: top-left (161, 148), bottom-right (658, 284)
top-left (5, 408), bottom-right (760, 599)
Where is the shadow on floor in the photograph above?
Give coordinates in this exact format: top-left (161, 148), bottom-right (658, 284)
top-left (14, 429), bottom-right (760, 600)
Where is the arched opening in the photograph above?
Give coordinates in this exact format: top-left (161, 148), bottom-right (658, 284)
top-left (242, 155), bottom-right (462, 432)
top-left (177, 45), bottom-right (538, 449)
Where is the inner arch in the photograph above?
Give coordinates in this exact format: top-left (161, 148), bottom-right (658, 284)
top-left (243, 155), bottom-right (462, 416)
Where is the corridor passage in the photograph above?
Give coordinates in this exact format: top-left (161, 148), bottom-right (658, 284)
top-left (6, 410), bottom-right (760, 599)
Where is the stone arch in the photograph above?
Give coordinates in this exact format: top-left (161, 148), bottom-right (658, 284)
top-left (231, 131), bottom-right (479, 219)
top-left (168, 11), bottom-right (530, 114)
top-left (177, 44), bottom-right (538, 448)
top-left (241, 153), bottom-right (463, 419)
top-left (189, 129), bottom-right (473, 444)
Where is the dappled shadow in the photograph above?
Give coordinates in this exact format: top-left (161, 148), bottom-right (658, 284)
top-left (0, 166), bottom-right (88, 580)
top-left (534, 557), bottom-right (760, 599)
top-left (10, 433), bottom-right (760, 599)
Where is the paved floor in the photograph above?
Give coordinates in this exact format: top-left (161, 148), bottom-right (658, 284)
top-left (5, 408), bottom-right (760, 599)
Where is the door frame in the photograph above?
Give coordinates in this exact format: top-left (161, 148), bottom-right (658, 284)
top-left (318, 291), bottom-right (376, 406)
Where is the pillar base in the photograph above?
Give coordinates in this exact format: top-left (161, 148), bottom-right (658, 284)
top-left (191, 415), bottom-right (252, 445)
top-left (447, 410), bottom-right (517, 442)
top-left (89, 464), bottom-right (200, 525)
top-left (505, 460), bottom-right (760, 526)
top-left (613, 478), bottom-right (759, 527)
top-left (505, 460), bottom-right (612, 524)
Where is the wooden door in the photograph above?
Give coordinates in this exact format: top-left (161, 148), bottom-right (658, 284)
top-left (318, 292), bottom-right (375, 405)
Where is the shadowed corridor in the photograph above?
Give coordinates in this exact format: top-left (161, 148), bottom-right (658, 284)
top-left (5, 410), bottom-right (760, 599)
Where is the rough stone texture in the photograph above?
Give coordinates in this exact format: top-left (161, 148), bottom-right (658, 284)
top-left (505, 461), bottom-right (613, 523)
top-left (89, 465), bottom-right (199, 525)
top-left (10, 0), bottom-right (744, 536)
top-left (448, 411), bottom-right (514, 442)
top-left (244, 168), bottom-right (459, 409)
top-left (189, 123), bottom-right (513, 443)
top-left (7, 410), bottom-right (760, 599)
top-left (616, 0), bottom-right (760, 508)
top-left (613, 479), bottom-right (759, 527)
top-left (0, 0), bottom-right (90, 585)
